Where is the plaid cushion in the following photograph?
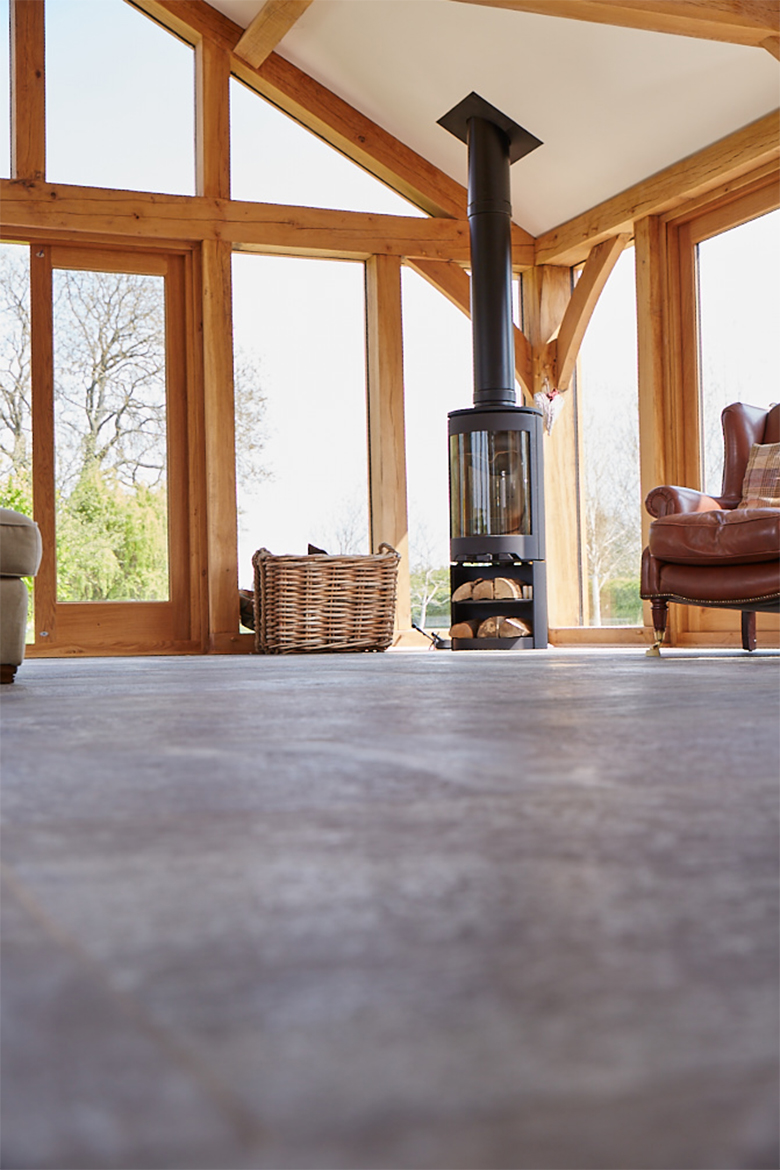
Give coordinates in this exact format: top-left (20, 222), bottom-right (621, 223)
top-left (739, 442), bottom-right (780, 508)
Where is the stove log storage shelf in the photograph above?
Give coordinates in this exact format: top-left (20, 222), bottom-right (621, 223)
top-left (439, 93), bottom-right (548, 650)
top-left (449, 561), bottom-right (547, 650)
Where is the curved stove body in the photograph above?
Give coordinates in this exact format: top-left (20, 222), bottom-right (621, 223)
top-left (448, 405), bottom-right (547, 649)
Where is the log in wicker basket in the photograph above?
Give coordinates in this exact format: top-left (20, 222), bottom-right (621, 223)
top-left (252, 544), bottom-right (400, 654)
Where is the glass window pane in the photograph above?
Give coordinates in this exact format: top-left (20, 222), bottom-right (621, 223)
top-left (46, 0), bottom-right (194, 195)
top-left (0, 0), bottom-right (9, 178)
top-left (401, 267), bottom-right (472, 630)
top-left (230, 77), bottom-right (426, 217)
top-left (232, 254), bottom-right (369, 588)
top-left (698, 209), bottom-right (780, 496)
top-left (53, 267), bottom-right (170, 601)
top-left (577, 247), bottom-right (642, 627)
top-left (0, 241), bottom-right (31, 490)
top-left (0, 241), bottom-right (34, 638)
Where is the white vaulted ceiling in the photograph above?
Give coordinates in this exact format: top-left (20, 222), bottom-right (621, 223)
top-left (206, 0), bottom-right (779, 235)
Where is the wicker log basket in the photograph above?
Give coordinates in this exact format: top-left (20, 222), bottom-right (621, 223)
top-left (252, 544), bottom-right (400, 654)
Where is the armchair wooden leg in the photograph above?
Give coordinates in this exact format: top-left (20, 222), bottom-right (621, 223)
top-left (1, 664), bottom-right (18, 684)
top-left (741, 610), bottom-right (756, 652)
top-left (647, 599), bottom-right (668, 657)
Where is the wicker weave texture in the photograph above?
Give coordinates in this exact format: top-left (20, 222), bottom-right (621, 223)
top-left (252, 545), bottom-right (399, 654)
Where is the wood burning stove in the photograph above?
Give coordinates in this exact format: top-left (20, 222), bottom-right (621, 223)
top-left (438, 93), bottom-right (547, 649)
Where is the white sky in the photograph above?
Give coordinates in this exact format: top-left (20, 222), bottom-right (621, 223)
top-left (698, 214), bottom-right (780, 493)
top-left (232, 253), bottom-right (369, 575)
top-left (0, 0), bottom-right (8, 174)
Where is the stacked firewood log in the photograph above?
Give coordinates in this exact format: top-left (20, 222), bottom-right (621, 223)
top-left (449, 577), bottom-right (532, 639)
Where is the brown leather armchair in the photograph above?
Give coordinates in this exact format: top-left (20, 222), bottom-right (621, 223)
top-left (640, 402), bottom-right (780, 653)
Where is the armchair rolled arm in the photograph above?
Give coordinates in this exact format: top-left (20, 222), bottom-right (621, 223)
top-left (645, 485), bottom-right (723, 518)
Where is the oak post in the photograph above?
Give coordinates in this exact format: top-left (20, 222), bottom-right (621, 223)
top-left (635, 214), bottom-right (685, 644)
top-left (29, 244), bottom-right (56, 644)
top-left (201, 239), bottom-right (240, 649)
top-left (523, 265), bottom-right (583, 628)
top-left (11, 0), bottom-right (46, 180)
top-left (365, 254), bottom-right (412, 635)
top-left (196, 37), bottom-right (231, 201)
top-left (634, 216), bottom-right (669, 551)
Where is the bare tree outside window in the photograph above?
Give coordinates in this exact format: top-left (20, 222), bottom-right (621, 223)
top-left (409, 519), bottom-right (450, 629)
top-left (0, 244), bottom-right (34, 637)
top-left (53, 269), bottom-right (168, 492)
top-left (0, 246), bottom-right (32, 497)
top-left (50, 267), bottom-right (170, 601)
top-left (313, 488), bottom-right (369, 555)
top-left (577, 248), bottom-right (643, 626)
top-left (582, 409), bottom-right (642, 626)
top-left (1, 248), bottom-right (267, 603)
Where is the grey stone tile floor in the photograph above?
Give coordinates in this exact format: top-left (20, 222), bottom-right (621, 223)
top-left (1, 648), bottom-right (779, 1169)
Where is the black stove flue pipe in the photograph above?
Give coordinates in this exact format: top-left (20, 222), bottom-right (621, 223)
top-left (438, 93), bottom-right (542, 408)
top-left (467, 115), bottom-right (515, 407)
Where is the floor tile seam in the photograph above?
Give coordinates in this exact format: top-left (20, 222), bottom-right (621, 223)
top-left (1, 860), bottom-right (269, 1153)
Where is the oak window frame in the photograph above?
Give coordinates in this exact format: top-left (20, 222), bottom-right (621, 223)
top-left (642, 176), bottom-right (780, 648)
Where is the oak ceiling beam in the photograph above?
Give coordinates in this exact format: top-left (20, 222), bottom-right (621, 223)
top-left (127, 0), bottom-right (535, 261)
top-left (128, 0), bottom-right (240, 48)
top-left (0, 180), bottom-right (482, 262)
top-left (234, 0), bottom-right (313, 69)
top-left (536, 110), bottom-right (780, 265)
top-left (449, 1), bottom-right (780, 53)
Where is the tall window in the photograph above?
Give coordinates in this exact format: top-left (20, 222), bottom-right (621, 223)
top-left (230, 79), bottom-right (426, 216)
top-left (0, 0), bottom-right (9, 178)
top-left (45, 0), bottom-right (195, 194)
top-left (0, 241), bottom-right (32, 633)
top-left (401, 267), bottom-right (472, 629)
top-left (232, 254), bottom-right (369, 588)
top-left (0, 241), bottom-right (31, 499)
top-left (576, 247), bottom-right (642, 626)
top-left (52, 264), bottom-right (170, 602)
top-left (698, 209), bottom-right (780, 496)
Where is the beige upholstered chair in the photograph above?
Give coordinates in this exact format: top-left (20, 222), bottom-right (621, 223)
top-left (0, 509), bottom-right (43, 683)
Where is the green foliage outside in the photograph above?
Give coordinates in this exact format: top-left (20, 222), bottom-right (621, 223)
top-left (0, 464), bottom-right (169, 604)
top-left (0, 470), bottom-right (35, 640)
top-left (55, 465), bottom-right (169, 601)
top-left (583, 411), bottom-right (643, 627)
top-left (0, 473), bottom-right (32, 517)
top-left (598, 576), bottom-right (643, 626)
